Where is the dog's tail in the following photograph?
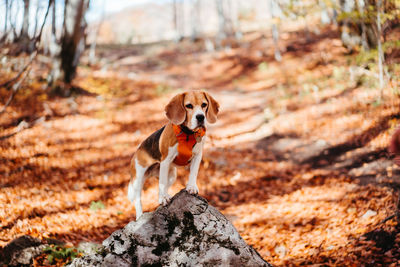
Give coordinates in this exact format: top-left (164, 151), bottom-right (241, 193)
top-left (127, 156), bottom-right (136, 203)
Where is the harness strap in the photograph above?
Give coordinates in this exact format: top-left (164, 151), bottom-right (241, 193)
top-left (172, 124), bottom-right (205, 166)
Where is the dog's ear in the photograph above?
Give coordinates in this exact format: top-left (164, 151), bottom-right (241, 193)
top-left (203, 92), bottom-right (219, 124)
top-left (165, 93), bottom-right (186, 125)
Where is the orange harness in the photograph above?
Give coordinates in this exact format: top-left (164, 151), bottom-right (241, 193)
top-left (172, 124), bottom-right (206, 166)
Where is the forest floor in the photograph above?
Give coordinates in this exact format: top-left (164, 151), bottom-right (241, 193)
top-left (1, 25), bottom-right (400, 266)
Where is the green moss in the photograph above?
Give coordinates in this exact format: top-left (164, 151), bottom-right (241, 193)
top-left (43, 245), bottom-right (82, 265)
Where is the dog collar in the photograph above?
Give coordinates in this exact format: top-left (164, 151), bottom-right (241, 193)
top-left (172, 124), bottom-right (206, 166)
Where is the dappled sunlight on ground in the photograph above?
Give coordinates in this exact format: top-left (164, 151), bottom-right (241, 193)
top-left (1, 26), bottom-right (400, 266)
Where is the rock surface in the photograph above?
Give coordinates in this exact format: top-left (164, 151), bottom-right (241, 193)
top-left (0, 235), bottom-right (46, 266)
top-left (69, 190), bottom-right (271, 267)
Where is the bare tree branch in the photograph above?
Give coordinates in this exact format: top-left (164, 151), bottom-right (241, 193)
top-left (0, 51), bottom-right (37, 89)
top-left (0, 116), bottom-right (45, 141)
top-left (0, 0), bottom-right (51, 88)
top-left (8, 0), bottom-right (18, 40)
top-left (33, 0), bottom-right (42, 37)
top-left (0, 67), bottom-right (31, 115)
top-left (36, 0), bottom-right (54, 43)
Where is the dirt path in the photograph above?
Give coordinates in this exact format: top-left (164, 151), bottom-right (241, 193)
top-left (1, 27), bottom-right (400, 266)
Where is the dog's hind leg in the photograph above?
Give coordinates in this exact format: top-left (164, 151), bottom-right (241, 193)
top-left (167, 166), bottom-right (177, 190)
top-left (128, 157), bottom-right (148, 220)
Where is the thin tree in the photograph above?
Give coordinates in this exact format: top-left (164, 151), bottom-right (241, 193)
top-left (89, 0), bottom-right (105, 65)
top-left (173, 0), bottom-right (178, 38)
top-left (49, 0), bottom-right (90, 91)
top-left (215, 0), bottom-right (227, 48)
top-left (47, 0), bottom-right (60, 84)
top-left (19, 0), bottom-right (31, 49)
top-left (376, 0), bottom-right (385, 96)
top-left (4, 0), bottom-right (9, 33)
top-left (51, 0), bottom-right (56, 36)
top-left (1, 0), bottom-right (9, 42)
top-left (8, 0), bottom-right (18, 42)
top-left (356, 0), bottom-right (369, 50)
top-left (172, 0), bottom-right (184, 41)
top-left (33, 0), bottom-right (42, 37)
top-left (269, 0), bottom-right (282, 61)
top-left (191, 0), bottom-right (201, 41)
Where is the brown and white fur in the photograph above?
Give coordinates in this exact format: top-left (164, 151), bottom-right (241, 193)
top-left (128, 91), bottom-right (219, 219)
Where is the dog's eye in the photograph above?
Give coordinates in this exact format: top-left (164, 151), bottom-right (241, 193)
top-left (201, 103), bottom-right (207, 108)
top-left (185, 104), bottom-right (193, 109)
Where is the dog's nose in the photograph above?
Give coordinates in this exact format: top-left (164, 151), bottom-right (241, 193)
top-left (196, 114), bottom-right (205, 123)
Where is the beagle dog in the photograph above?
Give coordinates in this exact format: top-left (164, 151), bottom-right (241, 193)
top-left (128, 90), bottom-right (219, 219)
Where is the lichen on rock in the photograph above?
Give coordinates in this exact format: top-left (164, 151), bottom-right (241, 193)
top-left (69, 189), bottom-right (271, 267)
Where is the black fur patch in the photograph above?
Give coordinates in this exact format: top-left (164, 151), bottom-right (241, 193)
top-left (141, 126), bottom-right (165, 161)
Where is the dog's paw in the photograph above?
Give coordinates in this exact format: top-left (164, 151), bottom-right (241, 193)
top-left (135, 211), bottom-right (143, 221)
top-left (186, 184), bottom-right (199, 194)
top-left (159, 194), bottom-right (172, 206)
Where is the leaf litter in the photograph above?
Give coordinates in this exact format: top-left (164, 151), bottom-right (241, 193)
top-left (1, 26), bottom-right (400, 266)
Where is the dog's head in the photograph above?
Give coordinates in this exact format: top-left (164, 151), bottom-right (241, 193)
top-left (165, 91), bottom-right (219, 130)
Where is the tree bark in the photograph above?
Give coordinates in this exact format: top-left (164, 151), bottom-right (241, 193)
top-left (173, 0), bottom-right (178, 39)
top-left (269, 0), bottom-right (282, 61)
top-left (1, 0), bottom-right (9, 42)
top-left (215, 0), bottom-right (226, 48)
top-left (89, 0), bottom-right (105, 65)
top-left (191, 0), bottom-right (201, 41)
top-left (20, 0), bottom-right (30, 40)
top-left (50, 0), bottom-right (89, 89)
top-left (4, 0), bottom-right (9, 33)
top-left (376, 0), bottom-right (385, 95)
top-left (8, 0), bottom-right (18, 42)
top-left (51, 0), bottom-right (56, 36)
top-left (33, 1), bottom-right (42, 38)
top-left (356, 0), bottom-right (369, 50)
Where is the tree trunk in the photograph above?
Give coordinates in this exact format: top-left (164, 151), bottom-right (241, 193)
top-left (1, 0), bottom-right (9, 42)
top-left (51, 0), bottom-right (56, 36)
top-left (215, 0), bottom-right (225, 48)
top-left (4, 0), bottom-right (9, 33)
top-left (89, 0), bottom-right (105, 66)
top-left (215, 0), bottom-right (235, 48)
top-left (33, 1), bottom-right (42, 38)
top-left (7, 1), bottom-right (17, 43)
top-left (20, 0), bottom-right (30, 40)
top-left (172, 0), bottom-right (184, 42)
top-left (173, 0), bottom-right (178, 38)
top-left (376, 0), bottom-right (385, 96)
top-left (356, 0), bottom-right (369, 50)
top-left (51, 0), bottom-right (89, 90)
top-left (319, 0), bottom-right (331, 24)
top-left (269, 0), bottom-right (282, 61)
top-left (232, 0), bottom-right (242, 40)
top-left (15, 0), bottom-right (35, 53)
top-left (47, 0), bottom-right (60, 85)
top-left (191, 0), bottom-right (201, 41)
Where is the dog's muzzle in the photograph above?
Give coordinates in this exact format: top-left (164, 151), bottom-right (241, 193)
top-left (196, 114), bottom-right (205, 126)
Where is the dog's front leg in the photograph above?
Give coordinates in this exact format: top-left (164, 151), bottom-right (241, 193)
top-left (159, 160), bottom-right (172, 205)
top-left (186, 150), bottom-right (202, 194)
top-left (159, 145), bottom-right (178, 205)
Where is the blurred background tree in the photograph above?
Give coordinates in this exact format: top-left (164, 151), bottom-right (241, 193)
top-left (49, 0), bottom-right (89, 93)
top-left (0, 0), bottom-right (398, 94)
top-left (0, 1), bottom-right (399, 265)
